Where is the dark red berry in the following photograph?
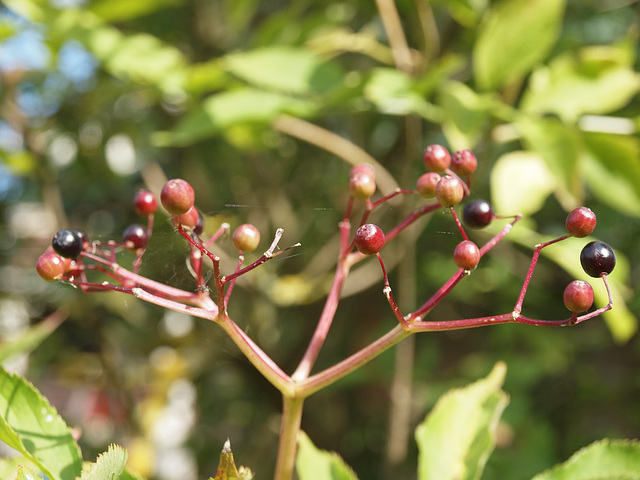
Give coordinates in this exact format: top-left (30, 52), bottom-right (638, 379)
top-left (580, 241), bottom-right (615, 278)
top-left (563, 280), bottom-right (594, 313)
top-left (37, 250), bottom-right (69, 281)
top-left (453, 240), bottom-right (480, 270)
top-left (134, 189), bottom-right (158, 216)
top-left (462, 199), bottom-right (494, 229)
top-left (416, 172), bottom-right (441, 198)
top-left (435, 175), bottom-right (464, 207)
top-left (349, 164), bottom-right (376, 199)
top-left (566, 207), bottom-right (596, 238)
top-left (161, 179), bottom-right (195, 215)
top-left (423, 144), bottom-right (451, 173)
top-left (123, 224), bottom-right (148, 250)
top-left (451, 150), bottom-right (478, 176)
top-left (355, 223), bottom-right (385, 255)
top-left (194, 211), bottom-right (204, 235)
top-left (233, 224), bottom-right (260, 253)
top-left (173, 206), bottom-right (199, 229)
top-left (52, 228), bottom-right (84, 258)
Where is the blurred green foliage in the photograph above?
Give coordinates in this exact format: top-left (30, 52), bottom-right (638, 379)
top-left (0, 0), bottom-right (638, 479)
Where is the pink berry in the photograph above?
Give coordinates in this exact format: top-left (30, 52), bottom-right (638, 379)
top-left (161, 179), bottom-right (195, 215)
top-left (566, 207), bottom-right (596, 238)
top-left (563, 280), bottom-right (594, 313)
top-left (453, 240), bottom-right (480, 270)
top-left (123, 224), bottom-right (148, 250)
top-left (173, 206), bottom-right (200, 229)
top-left (423, 144), bottom-right (451, 173)
top-left (354, 224), bottom-right (385, 255)
top-left (134, 189), bottom-right (158, 216)
top-left (435, 175), bottom-right (464, 207)
top-left (349, 164), bottom-right (376, 199)
top-left (416, 172), bottom-right (441, 198)
top-left (37, 251), bottom-right (68, 281)
top-left (451, 150), bottom-right (477, 176)
top-left (233, 224), bottom-right (260, 253)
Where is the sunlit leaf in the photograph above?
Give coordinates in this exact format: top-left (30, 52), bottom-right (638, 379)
top-left (212, 439), bottom-right (254, 480)
top-left (474, 0), bottom-right (565, 90)
top-left (89, 0), bottom-right (184, 22)
top-left (15, 465), bottom-right (39, 480)
top-left (79, 445), bottom-right (127, 480)
top-left (296, 431), bottom-right (359, 480)
top-left (531, 439), bottom-right (640, 480)
top-left (416, 362), bottom-right (509, 480)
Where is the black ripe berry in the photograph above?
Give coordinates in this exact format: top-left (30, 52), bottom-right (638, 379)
top-left (462, 199), bottom-right (494, 229)
top-left (52, 228), bottom-right (84, 258)
top-left (123, 224), bottom-right (148, 250)
top-left (580, 241), bottom-right (615, 278)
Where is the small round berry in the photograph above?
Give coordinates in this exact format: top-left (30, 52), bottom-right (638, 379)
top-left (580, 241), bottom-right (615, 278)
top-left (416, 172), bottom-right (441, 198)
top-left (563, 280), bottom-right (594, 313)
top-left (134, 189), bottom-right (158, 216)
top-left (123, 224), bottom-right (148, 250)
top-left (566, 207), bottom-right (596, 238)
top-left (423, 144), bottom-right (451, 173)
top-left (161, 179), bottom-right (195, 215)
top-left (451, 150), bottom-right (478, 176)
top-left (52, 228), bottom-right (84, 259)
top-left (37, 251), bottom-right (67, 281)
top-left (233, 224), bottom-right (260, 253)
top-left (435, 175), bottom-right (464, 207)
top-left (173, 206), bottom-right (200, 229)
top-left (350, 163), bottom-right (375, 178)
top-left (453, 240), bottom-right (480, 270)
top-left (194, 211), bottom-right (204, 236)
top-left (462, 199), bottom-right (494, 229)
top-left (354, 223), bottom-right (385, 255)
top-left (349, 169), bottom-right (376, 199)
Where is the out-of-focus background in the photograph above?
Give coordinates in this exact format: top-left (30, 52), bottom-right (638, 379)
top-left (0, 1), bottom-right (638, 479)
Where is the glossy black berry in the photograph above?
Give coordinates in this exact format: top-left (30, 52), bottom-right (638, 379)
top-left (462, 200), bottom-right (494, 229)
top-left (580, 241), bottom-right (615, 278)
top-left (123, 224), bottom-right (148, 250)
top-left (52, 228), bottom-right (84, 258)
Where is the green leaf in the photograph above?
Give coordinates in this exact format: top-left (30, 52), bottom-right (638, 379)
top-left (15, 465), bottom-right (39, 480)
top-left (296, 431), bottom-right (359, 480)
top-left (416, 362), bottom-right (509, 480)
top-left (521, 46), bottom-right (640, 123)
top-left (89, 0), bottom-right (183, 22)
top-left (152, 88), bottom-right (316, 147)
top-left (581, 133), bottom-right (640, 217)
top-left (79, 445), bottom-right (127, 480)
top-left (473, 0), bottom-right (565, 90)
top-left (224, 47), bottom-right (344, 96)
top-left (531, 439), bottom-right (640, 480)
top-left (212, 439), bottom-right (254, 480)
top-left (0, 367), bottom-right (83, 480)
top-left (0, 311), bottom-right (66, 364)
top-left (491, 151), bottom-right (556, 216)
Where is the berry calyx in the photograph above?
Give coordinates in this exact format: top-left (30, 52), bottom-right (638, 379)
top-left (52, 228), bottom-right (85, 259)
top-left (453, 240), bottom-right (480, 270)
top-left (36, 251), bottom-right (68, 281)
top-left (173, 206), bottom-right (200, 229)
top-left (134, 189), bottom-right (158, 216)
top-left (233, 224), bottom-right (260, 253)
top-left (462, 199), bottom-right (494, 229)
top-left (423, 144), bottom-right (451, 173)
top-left (566, 206), bottom-right (596, 238)
top-left (416, 172), bottom-right (441, 198)
top-left (123, 224), bottom-right (148, 250)
top-left (349, 164), bottom-right (376, 199)
top-left (451, 150), bottom-right (478, 176)
top-left (580, 241), bottom-right (616, 278)
top-left (435, 175), bottom-right (464, 207)
top-left (354, 223), bottom-right (385, 255)
top-left (563, 280), bottom-right (594, 313)
top-left (161, 179), bottom-right (195, 215)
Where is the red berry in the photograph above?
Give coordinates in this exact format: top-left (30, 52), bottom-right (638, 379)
top-left (194, 211), bottom-right (204, 235)
top-left (453, 240), bottom-right (480, 270)
top-left (563, 280), bottom-right (594, 313)
top-left (52, 228), bottom-right (85, 259)
top-left (566, 207), bottom-right (596, 238)
top-left (349, 166), bottom-right (376, 199)
top-left (462, 199), bottom-right (494, 229)
top-left (123, 224), bottom-right (148, 250)
top-left (423, 144), bottom-right (451, 173)
top-left (435, 175), bottom-right (464, 207)
top-left (134, 189), bottom-right (158, 216)
top-left (232, 224), bottom-right (260, 253)
top-left (416, 172), bottom-right (441, 198)
top-left (37, 251), bottom-right (67, 281)
top-left (173, 206), bottom-right (200, 229)
top-left (580, 241), bottom-right (615, 278)
top-left (354, 224), bottom-right (385, 255)
top-left (451, 150), bottom-right (477, 176)
top-left (161, 179), bottom-right (195, 215)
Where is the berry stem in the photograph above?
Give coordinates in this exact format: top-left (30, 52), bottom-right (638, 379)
top-left (409, 269), bottom-right (466, 321)
top-left (377, 253), bottom-right (410, 328)
top-left (203, 223), bottom-right (230, 249)
top-left (370, 189), bottom-right (416, 209)
top-left (450, 207), bottom-right (469, 241)
top-left (384, 202), bottom-right (441, 244)
top-left (223, 255), bottom-right (244, 306)
top-left (572, 274), bottom-right (614, 324)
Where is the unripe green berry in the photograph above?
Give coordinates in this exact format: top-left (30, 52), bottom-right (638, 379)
top-left (37, 250), bottom-right (68, 281)
top-left (233, 224), bottom-right (260, 253)
top-left (349, 170), bottom-right (376, 199)
top-left (435, 175), bottom-right (464, 207)
top-left (416, 172), bottom-right (441, 198)
top-left (161, 179), bottom-right (195, 215)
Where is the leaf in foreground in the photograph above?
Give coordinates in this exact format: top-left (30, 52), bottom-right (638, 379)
top-left (211, 439), bottom-right (254, 480)
top-left (296, 431), bottom-right (359, 480)
top-left (79, 444), bottom-right (127, 480)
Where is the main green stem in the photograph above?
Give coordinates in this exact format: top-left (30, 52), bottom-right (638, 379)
top-left (273, 396), bottom-right (305, 480)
